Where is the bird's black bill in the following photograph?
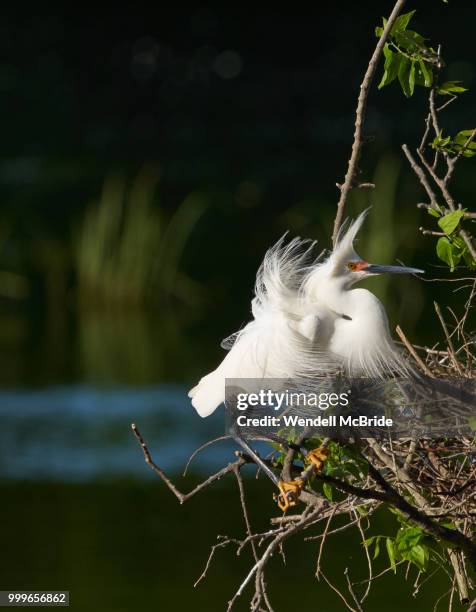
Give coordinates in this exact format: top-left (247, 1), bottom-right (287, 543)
top-left (366, 264), bottom-right (424, 275)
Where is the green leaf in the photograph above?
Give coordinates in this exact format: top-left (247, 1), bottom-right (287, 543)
top-left (363, 536), bottom-right (377, 548)
top-left (436, 236), bottom-right (458, 271)
top-left (454, 130), bottom-right (476, 150)
top-left (396, 527), bottom-right (424, 550)
top-left (438, 210), bottom-right (465, 235)
top-left (378, 45), bottom-right (401, 89)
top-left (418, 59), bottom-right (433, 87)
top-left (373, 538), bottom-right (381, 560)
top-left (468, 417), bottom-right (476, 432)
top-left (463, 247), bottom-right (476, 269)
top-left (391, 10), bottom-right (415, 33)
top-left (436, 80), bottom-right (467, 95)
top-left (376, 11), bottom-right (415, 38)
top-left (427, 207), bottom-right (441, 218)
top-left (453, 130), bottom-right (476, 157)
top-left (432, 130), bottom-right (452, 152)
top-left (452, 235), bottom-right (467, 251)
top-left (451, 235), bottom-right (471, 268)
top-left (375, 16), bottom-right (389, 38)
top-left (408, 61), bottom-right (416, 96)
top-left (386, 538), bottom-right (397, 572)
top-left (398, 56), bottom-right (413, 97)
top-left (323, 482), bottom-right (333, 501)
top-left (393, 29), bottom-right (425, 51)
top-left (407, 544), bottom-right (429, 571)
top-left (455, 129), bottom-right (476, 138)
top-left (441, 521), bottom-right (456, 530)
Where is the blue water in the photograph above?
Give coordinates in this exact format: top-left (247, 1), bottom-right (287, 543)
top-left (0, 385), bottom-right (231, 481)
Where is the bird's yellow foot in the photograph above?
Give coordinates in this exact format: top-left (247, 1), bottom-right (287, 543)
top-left (306, 447), bottom-right (329, 472)
top-left (275, 479), bottom-right (304, 512)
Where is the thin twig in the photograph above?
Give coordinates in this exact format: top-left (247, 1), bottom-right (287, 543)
top-left (396, 325), bottom-right (435, 377)
top-left (433, 302), bottom-right (464, 376)
top-left (320, 570), bottom-right (361, 612)
top-left (402, 144), bottom-right (440, 210)
top-left (183, 435), bottom-right (232, 476)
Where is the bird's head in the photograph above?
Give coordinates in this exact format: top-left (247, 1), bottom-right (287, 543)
top-left (330, 210), bottom-right (424, 285)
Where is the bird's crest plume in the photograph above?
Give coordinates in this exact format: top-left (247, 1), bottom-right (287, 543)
top-left (329, 208), bottom-right (369, 270)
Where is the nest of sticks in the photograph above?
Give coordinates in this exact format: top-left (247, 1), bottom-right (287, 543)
top-left (131, 289), bottom-right (476, 611)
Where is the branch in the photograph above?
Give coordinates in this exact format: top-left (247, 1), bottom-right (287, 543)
top-left (332, 0), bottom-right (408, 244)
top-left (401, 144), bottom-right (440, 210)
top-left (131, 423), bottom-right (247, 503)
top-left (396, 324), bottom-right (435, 377)
top-left (227, 508), bottom-right (322, 611)
top-left (314, 467), bottom-right (476, 570)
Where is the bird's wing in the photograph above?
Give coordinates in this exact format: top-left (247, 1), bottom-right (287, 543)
top-left (191, 235), bottom-right (324, 417)
top-left (220, 236), bottom-right (317, 352)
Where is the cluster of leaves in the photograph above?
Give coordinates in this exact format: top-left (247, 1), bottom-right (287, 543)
top-left (427, 208), bottom-right (476, 271)
top-left (432, 129), bottom-right (476, 158)
top-left (305, 439), bottom-right (368, 501)
top-left (375, 11), bottom-right (469, 100)
top-left (375, 9), bottom-right (475, 271)
top-left (376, 11), bottom-right (439, 97)
top-left (427, 124), bottom-right (476, 272)
top-left (364, 517), bottom-right (439, 572)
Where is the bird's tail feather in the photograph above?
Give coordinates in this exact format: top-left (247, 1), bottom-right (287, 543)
top-left (189, 372), bottom-right (224, 417)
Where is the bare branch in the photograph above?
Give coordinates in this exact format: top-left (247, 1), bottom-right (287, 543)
top-left (396, 324), bottom-right (435, 377)
top-left (332, 0), bottom-right (408, 244)
top-left (132, 423), bottom-right (247, 503)
top-left (433, 302), bottom-right (464, 376)
top-left (402, 144), bottom-right (440, 210)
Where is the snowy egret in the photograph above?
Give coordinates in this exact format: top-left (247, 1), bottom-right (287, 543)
top-left (189, 210), bottom-right (424, 418)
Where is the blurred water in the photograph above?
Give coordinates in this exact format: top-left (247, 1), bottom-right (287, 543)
top-left (0, 385), bottom-right (228, 481)
top-left (0, 385), bottom-right (466, 611)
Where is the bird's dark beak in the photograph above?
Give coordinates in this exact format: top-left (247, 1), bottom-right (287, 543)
top-left (365, 264), bottom-right (424, 275)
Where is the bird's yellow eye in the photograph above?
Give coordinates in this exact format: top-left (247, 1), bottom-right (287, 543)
top-left (346, 260), bottom-right (368, 272)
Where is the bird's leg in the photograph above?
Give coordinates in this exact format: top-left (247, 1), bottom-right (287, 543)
top-left (275, 478), bottom-right (305, 512)
top-left (232, 433), bottom-right (306, 511)
top-left (274, 440), bottom-right (332, 512)
top-left (303, 436), bottom-right (331, 471)
top-left (254, 433), bottom-right (306, 511)
top-left (305, 446), bottom-right (330, 471)
top-left (233, 433), bottom-right (331, 512)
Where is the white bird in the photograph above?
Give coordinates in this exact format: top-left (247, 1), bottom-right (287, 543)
top-left (189, 210), bottom-right (423, 418)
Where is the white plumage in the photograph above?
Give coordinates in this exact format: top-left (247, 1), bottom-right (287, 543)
top-left (189, 211), bottom-right (423, 417)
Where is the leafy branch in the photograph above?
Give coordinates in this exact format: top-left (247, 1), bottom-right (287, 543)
top-left (376, 10), bottom-right (440, 97)
top-left (380, 10), bottom-right (476, 271)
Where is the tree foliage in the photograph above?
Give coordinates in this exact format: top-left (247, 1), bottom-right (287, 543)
top-left (377, 9), bottom-right (476, 272)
